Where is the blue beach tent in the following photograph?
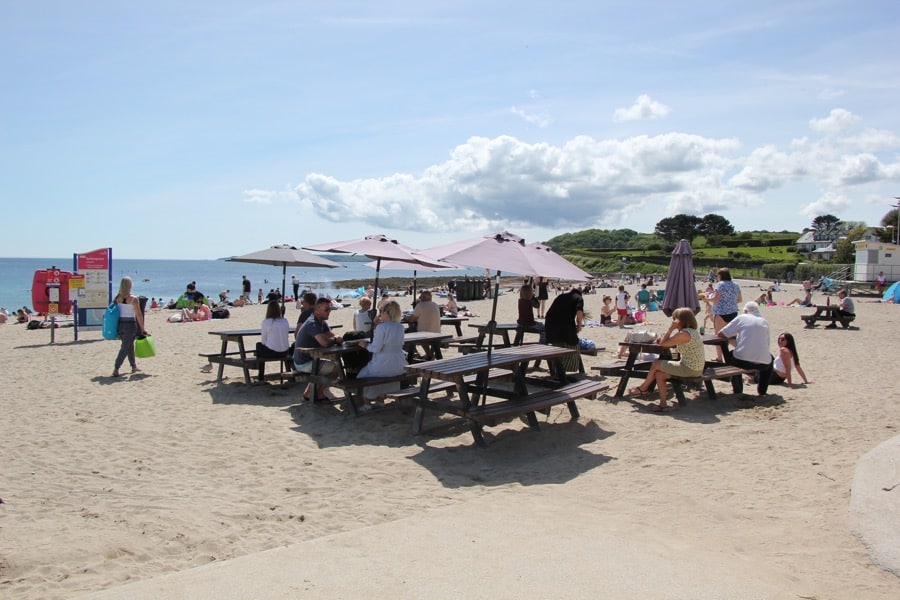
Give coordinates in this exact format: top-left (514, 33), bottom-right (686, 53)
top-left (883, 281), bottom-right (900, 303)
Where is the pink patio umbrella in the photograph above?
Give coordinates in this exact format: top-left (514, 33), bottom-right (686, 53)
top-left (364, 258), bottom-right (462, 303)
top-left (304, 234), bottom-right (448, 318)
top-left (418, 231), bottom-right (591, 356)
top-left (661, 239), bottom-right (701, 317)
top-left (526, 242), bottom-right (594, 282)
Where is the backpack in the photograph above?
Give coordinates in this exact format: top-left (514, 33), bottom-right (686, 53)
top-left (211, 307), bottom-right (230, 319)
top-left (102, 302), bottom-right (120, 340)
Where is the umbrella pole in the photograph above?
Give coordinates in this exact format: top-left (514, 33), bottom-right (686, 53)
top-left (485, 271), bottom-right (501, 360)
top-left (412, 270), bottom-right (417, 305)
top-left (280, 264), bottom-right (287, 312)
top-left (369, 259), bottom-right (381, 333)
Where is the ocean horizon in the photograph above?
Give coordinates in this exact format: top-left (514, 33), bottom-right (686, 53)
top-left (0, 256), bottom-right (479, 312)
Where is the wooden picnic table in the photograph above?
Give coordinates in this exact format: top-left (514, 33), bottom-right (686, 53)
top-left (204, 329), bottom-right (264, 385)
top-left (406, 344), bottom-right (608, 446)
top-left (467, 322), bottom-right (543, 348)
top-left (440, 316), bottom-right (469, 336)
top-left (204, 325), bottom-right (341, 385)
top-left (304, 330), bottom-right (452, 415)
top-left (801, 304), bottom-right (855, 328)
top-left (608, 334), bottom-right (732, 397)
top-left (402, 315), bottom-right (469, 336)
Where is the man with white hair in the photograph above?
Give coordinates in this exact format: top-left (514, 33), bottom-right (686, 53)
top-left (718, 301), bottom-right (774, 396)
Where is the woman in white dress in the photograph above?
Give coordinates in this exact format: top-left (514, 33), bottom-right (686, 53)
top-left (357, 300), bottom-right (407, 404)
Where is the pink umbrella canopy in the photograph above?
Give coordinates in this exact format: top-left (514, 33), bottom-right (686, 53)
top-left (419, 231), bottom-right (591, 355)
top-left (364, 258), bottom-right (461, 300)
top-left (304, 234), bottom-right (448, 317)
top-left (661, 239), bottom-right (700, 317)
top-left (526, 243), bottom-right (593, 281)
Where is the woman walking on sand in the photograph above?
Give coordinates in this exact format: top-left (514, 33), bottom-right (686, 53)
top-left (112, 276), bottom-right (148, 377)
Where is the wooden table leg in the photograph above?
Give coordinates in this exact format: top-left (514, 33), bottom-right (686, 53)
top-left (216, 338), bottom-right (228, 382)
top-left (614, 350), bottom-right (640, 397)
top-left (412, 375), bottom-right (432, 435)
top-left (237, 339), bottom-right (251, 385)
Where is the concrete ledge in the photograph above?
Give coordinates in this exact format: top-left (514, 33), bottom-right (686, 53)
top-left (849, 435), bottom-right (900, 577)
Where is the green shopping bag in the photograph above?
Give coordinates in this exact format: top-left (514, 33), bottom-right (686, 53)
top-left (135, 334), bottom-right (156, 358)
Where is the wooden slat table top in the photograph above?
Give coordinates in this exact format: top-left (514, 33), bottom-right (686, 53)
top-left (405, 344), bottom-right (573, 383)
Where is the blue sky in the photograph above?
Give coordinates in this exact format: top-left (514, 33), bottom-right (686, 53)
top-left (3, 1), bottom-right (899, 259)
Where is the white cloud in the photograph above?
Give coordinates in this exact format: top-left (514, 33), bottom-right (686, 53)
top-left (809, 108), bottom-right (859, 135)
top-left (613, 94), bottom-right (671, 122)
top-left (510, 106), bottom-right (551, 127)
top-left (285, 109), bottom-right (900, 236)
top-left (801, 191), bottom-right (854, 218)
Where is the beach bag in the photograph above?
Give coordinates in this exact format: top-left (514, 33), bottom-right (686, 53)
top-left (102, 302), bottom-right (120, 340)
top-left (624, 330), bottom-right (656, 343)
top-left (211, 307), bottom-right (230, 319)
top-left (134, 334), bottom-right (156, 358)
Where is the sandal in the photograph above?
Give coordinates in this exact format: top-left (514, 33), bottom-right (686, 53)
top-left (627, 386), bottom-right (651, 397)
top-left (646, 403), bottom-right (675, 413)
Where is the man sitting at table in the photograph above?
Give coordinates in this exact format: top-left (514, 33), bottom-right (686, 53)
top-left (294, 297), bottom-right (344, 402)
top-left (718, 301), bottom-right (774, 397)
top-left (827, 289), bottom-right (855, 328)
top-left (404, 290), bottom-right (441, 360)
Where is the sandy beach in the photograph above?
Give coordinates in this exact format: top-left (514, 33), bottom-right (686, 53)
top-left (1, 280), bottom-right (898, 599)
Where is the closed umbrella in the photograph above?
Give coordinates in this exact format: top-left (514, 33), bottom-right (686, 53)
top-left (226, 244), bottom-right (342, 309)
top-left (661, 239), bottom-right (700, 317)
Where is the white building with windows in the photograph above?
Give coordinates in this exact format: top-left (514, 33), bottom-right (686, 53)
top-left (854, 240), bottom-right (900, 282)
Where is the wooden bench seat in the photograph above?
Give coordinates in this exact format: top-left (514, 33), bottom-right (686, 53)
top-left (198, 350), bottom-right (243, 358)
top-left (331, 373), bottom-right (419, 415)
top-left (801, 313), bottom-right (855, 328)
top-left (202, 352), bottom-right (294, 384)
top-left (591, 359), bottom-right (653, 376)
top-left (668, 365), bottom-right (756, 404)
top-left (441, 334), bottom-right (479, 348)
top-left (385, 368), bottom-right (514, 401)
top-left (465, 379), bottom-right (610, 446)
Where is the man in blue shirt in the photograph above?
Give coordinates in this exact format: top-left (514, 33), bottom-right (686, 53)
top-left (294, 297), bottom-right (343, 402)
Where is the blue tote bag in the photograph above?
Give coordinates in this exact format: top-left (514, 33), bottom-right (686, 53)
top-left (102, 302), bottom-right (120, 340)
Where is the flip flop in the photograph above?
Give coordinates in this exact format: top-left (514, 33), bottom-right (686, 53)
top-left (646, 403), bottom-right (675, 413)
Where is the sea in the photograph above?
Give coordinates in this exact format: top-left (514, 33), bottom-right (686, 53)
top-left (0, 256), bottom-right (480, 311)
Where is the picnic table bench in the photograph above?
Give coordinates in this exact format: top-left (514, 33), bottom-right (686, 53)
top-left (667, 364), bottom-right (756, 404)
top-left (386, 368), bottom-right (514, 402)
top-left (304, 331), bottom-right (452, 416)
top-left (466, 378), bottom-right (609, 446)
top-left (800, 304), bottom-right (856, 328)
top-left (202, 329), bottom-right (293, 385)
top-left (406, 344), bottom-right (600, 446)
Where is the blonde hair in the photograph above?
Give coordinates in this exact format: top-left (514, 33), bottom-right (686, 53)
top-left (380, 300), bottom-right (402, 322)
top-left (358, 297), bottom-right (372, 309)
top-left (672, 307), bottom-right (698, 330)
top-left (116, 276), bottom-right (133, 301)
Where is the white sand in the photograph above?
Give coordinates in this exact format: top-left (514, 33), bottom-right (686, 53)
top-left (1, 280), bottom-right (898, 599)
